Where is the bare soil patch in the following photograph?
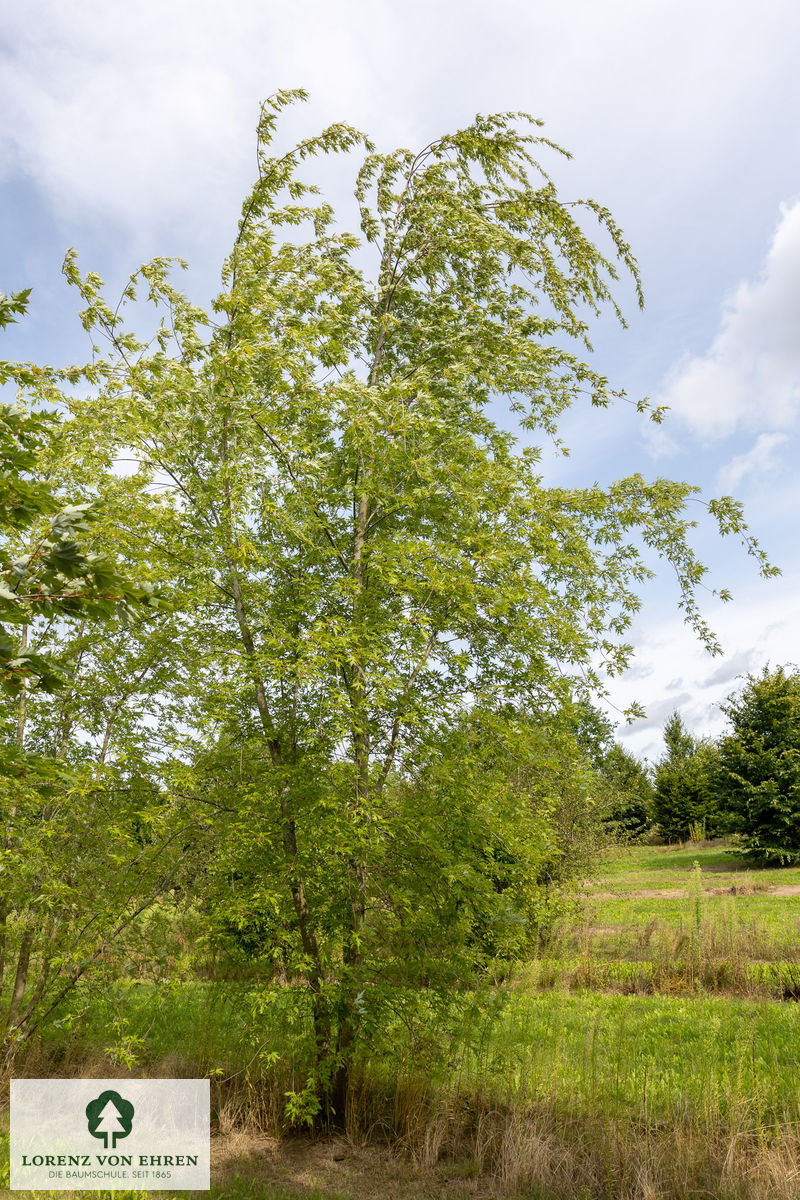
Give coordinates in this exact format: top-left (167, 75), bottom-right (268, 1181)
top-left (584, 883), bottom-right (800, 900)
top-left (213, 1132), bottom-right (489, 1199)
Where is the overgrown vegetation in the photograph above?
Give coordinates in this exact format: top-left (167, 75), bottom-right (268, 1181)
top-left (6, 844), bottom-right (800, 1198)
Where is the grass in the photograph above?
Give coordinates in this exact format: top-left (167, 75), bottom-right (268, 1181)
top-left (595, 842), bottom-right (800, 887)
top-left (7, 839), bottom-right (800, 1198)
top-left (546, 840), bottom-right (800, 985)
top-left (21, 980), bottom-right (800, 1126)
top-left (40, 978), bottom-right (289, 1073)
top-left (485, 991), bottom-right (800, 1119)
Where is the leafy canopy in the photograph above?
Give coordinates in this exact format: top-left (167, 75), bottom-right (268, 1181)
top-left (0, 290), bottom-right (164, 695)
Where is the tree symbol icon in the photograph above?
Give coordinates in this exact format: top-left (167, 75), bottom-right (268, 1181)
top-left (85, 1090), bottom-right (135, 1149)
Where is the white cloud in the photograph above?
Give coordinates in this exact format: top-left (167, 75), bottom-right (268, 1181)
top-left (717, 432), bottom-right (789, 492)
top-left (1, 0), bottom-right (798, 249)
top-left (611, 569), bottom-right (800, 761)
top-left (657, 200), bottom-right (800, 439)
top-left (0, 0), bottom-right (385, 241)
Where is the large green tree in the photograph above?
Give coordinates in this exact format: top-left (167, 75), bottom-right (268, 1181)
top-left (19, 92), bottom-right (773, 1117)
top-left (716, 666), bottom-right (800, 863)
top-left (653, 711), bottom-right (720, 842)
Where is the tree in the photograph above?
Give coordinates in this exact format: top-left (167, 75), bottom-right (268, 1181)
top-left (716, 666), bottom-right (800, 863)
top-left (21, 91), bottom-right (774, 1119)
top-left (0, 289), bottom-right (192, 1062)
top-left (568, 700), bottom-right (653, 839)
top-left (570, 698), bottom-right (615, 768)
top-left (198, 705), bottom-right (597, 987)
top-left (0, 602), bottom-right (200, 1062)
top-left (600, 742), bottom-right (653, 839)
top-left (652, 712), bottom-right (719, 841)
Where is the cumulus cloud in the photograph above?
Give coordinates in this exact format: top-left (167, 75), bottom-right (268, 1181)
top-left (611, 569), bottom-right (800, 760)
top-left (658, 200), bottom-right (800, 439)
top-left (698, 648), bottom-right (758, 689)
top-left (717, 432), bottom-right (789, 491)
top-left (0, 0), bottom-right (387, 240)
top-left (1, 0), bottom-right (798, 249)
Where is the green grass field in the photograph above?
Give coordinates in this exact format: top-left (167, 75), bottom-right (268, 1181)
top-left (7, 840), bottom-right (800, 1199)
top-left (593, 843), bottom-right (800, 888)
top-left (559, 841), bottom-right (800, 971)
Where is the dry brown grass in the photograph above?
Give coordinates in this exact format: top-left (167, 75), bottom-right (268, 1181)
top-left (208, 1109), bottom-right (800, 1200)
top-left (7, 1042), bottom-right (800, 1198)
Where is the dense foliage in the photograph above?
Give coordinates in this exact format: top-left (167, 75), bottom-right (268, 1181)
top-left (715, 666), bottom-right (800, 863)
top-left (0, 290), bottom-right (161, 696)
top-left (652, 712), bottom-right (720, 842)
top-left (599, 742), bottom-right (654, 839)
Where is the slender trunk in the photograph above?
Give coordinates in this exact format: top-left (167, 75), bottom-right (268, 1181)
top-left (98, 718), bottom-right (114, 768)
top-left (15, 629), bottom-right (28, 749)
top-left (0, 898), bottom-right (6, 990)
top-left (331, 314), bottom-right (393, 1124)
top-left (223, 550), bottom-right (332, 1090)
top-left (331, 485), bottom-right (372, 1123)
top-left (217, 412), bottom-right (334, 1096)
top-left (3, 870), bottom-right (43, 1038)
top-left (0, 633), bottom-right (29, 995)
top-left (278, 784), bottom-right (332, 1073)
top-left (16, 916), bottom-right (55, 1030)
top-left (4, 928), bottom-right (33, 1033)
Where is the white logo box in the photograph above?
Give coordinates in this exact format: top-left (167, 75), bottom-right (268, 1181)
top-left (10, 1079), bottom-right (210, 1191)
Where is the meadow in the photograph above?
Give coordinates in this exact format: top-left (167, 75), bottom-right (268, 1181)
top-left (5, 840), bottom-right (800, 1200)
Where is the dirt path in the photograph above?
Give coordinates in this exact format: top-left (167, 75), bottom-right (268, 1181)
top-left (584, 883), bottom-right (800, 900)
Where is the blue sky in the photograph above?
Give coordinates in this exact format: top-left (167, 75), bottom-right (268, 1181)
top-left (2, 0), bottom-right (799, 760)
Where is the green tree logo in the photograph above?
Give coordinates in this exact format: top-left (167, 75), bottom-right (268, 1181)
top-left (85, 1090), bottom-right (135, 1149)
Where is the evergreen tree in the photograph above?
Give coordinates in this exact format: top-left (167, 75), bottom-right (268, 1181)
top-left (653, 712), bottom-right (717, 841)
top-left (716, 666), bottom-right (800, 863)
top-left (601, 742), bottom-right (653, 839)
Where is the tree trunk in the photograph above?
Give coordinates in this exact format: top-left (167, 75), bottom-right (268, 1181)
top-left (223, 550), bottom-right (333, 1102)
top-left (330, 484), bottom-right (373, 1126)
top-left (4, 927), bottom-right (33, 1034)
top-left (0, 897), bottom-right (6, 991)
